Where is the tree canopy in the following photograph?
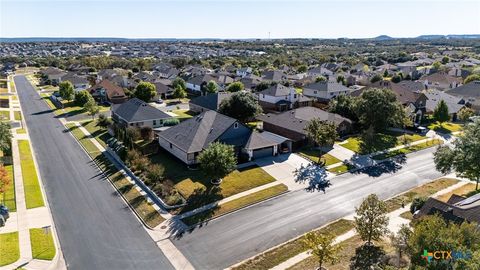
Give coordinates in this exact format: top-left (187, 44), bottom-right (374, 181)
top-left (226, 81), bottom-right (244, 92)
top-left (198, 142), bottom-right (237, 182)
top-left (205, 80), bottom-right (218, 94)
top-left (433, 99), bottom-right (450, 124)
top-left (134, 81), bottom-right (156, 102)
top-left (219, 92), bottom-right (262, 122)
top-left (0, 122), bottom-right (12, 154)
top-left (354, 194), bottom-right (389, 245)
top-left (328, 94), bottom-right (358, 121)
top-left (302, 231), bottom-right (341, 270)
top-left (84, 98), bottom-right (100, 119)
top-left (74, 90), bottom-right (93, 107)
top-left (464, 74), bottom-right (480, 84)
top-left (59, 80), bottom-right (74, 101)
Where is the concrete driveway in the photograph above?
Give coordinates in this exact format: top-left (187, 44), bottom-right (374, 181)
top-left (254, 153), bottom-right (315, 190)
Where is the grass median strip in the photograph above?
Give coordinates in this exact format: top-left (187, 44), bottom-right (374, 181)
top-left (18, 140), bottom-right (44, 209)
top-left (65, 123), bottom-right (165, 227)
top-left (327, 163), bottom-right (355, 174)
top-left (14, 111), bottom-right (22, 121)
top-left (372, 139), bottom-right (443, 160)
top-left (4, 165), bottom-right (16, 211)
top-left (0, 232), bottom-right (20, 266)
top-left (30, 228), bottom-right (56, 260)
top-left (232, 219), bottom-right (354, 270)
top-left (182, 184), bottom-right (288, 226)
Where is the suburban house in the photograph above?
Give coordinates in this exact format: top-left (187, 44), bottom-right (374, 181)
top-left (186, 74), bottom-right (216, 92)
top-left (111, 98), bottom-right (172, 128)
top-left (154, 64), bottom-right (179, 79)
top-left (307, 67), bottom-right (334, 78)
top-left (61, 73), bottom-right (90, 91)
top-left (262, 70), bottom-right (286, 82)
top-left (158, 110), bottom-right (291, 165)
top-left (414, 193), bottom-right (480, 224)
top-left (446, 81), bottom-right (480, 112)
top-left (40, 67), bottom-right (67, 85)
top-left (420, 72), bottom-right (462, 90)
top-left (360, 80), bottom-right (420, 105)
top-left (241, 75), bottom-right (263, 91)
top-left (303, 81), bottom-right (352, 101)
top-left (414, 89), bottom-right (465, 122)
top-left (153, 81), bottom-right (174, 100)
top-left (89, 79), bottom-right (128, 104)
top-left (189, 92), bottom-right (232, 113)
top-left (257, 84), bottom-right (312, 112)
top-left (236, 67), bottom-right (252, 78)
top-left (257, 107), bottom-right (353, 149)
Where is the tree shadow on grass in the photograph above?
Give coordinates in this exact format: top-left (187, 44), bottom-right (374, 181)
top-left (350, 244), bottom-right (386, 270)
top-left (358, 133), bottom-right (398, 155)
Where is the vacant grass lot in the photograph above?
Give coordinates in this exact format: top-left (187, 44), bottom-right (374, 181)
top-left (4, 165), bottom-right (16, 211)
top-left (14, 111), bottom-right (21, 121)
top-left (298, 148), bottom-right (341, 166)
top-left (436, 183), bottom-right (477, 202)
top-left (372, 139), bottom-right (443, 160)
top-left (385, 178), bottom-right (459, 212)
top-left (182, 184), bottom-right (288, 226)
top-left (18, 140), bottom-right (44, 209)
top-left (341, 131), bottom-right (426, 154)
top-left (233, 219), bottom-right (354, 270)
top-left (30, 228), bottom-right (56, 260)
top-left (0, 232), bottom-right (20, 266)
top-left (66, 124), bottom-right (165, 227)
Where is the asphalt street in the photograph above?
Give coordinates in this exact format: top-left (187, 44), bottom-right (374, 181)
top-left (173, 148), bottom-right (443, 269)
top-left (15, 75), bottom-right (175, 270)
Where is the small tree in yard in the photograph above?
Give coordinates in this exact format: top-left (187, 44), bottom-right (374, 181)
top-left (433, 99), bottom-right (450, 125)
top-left (146, 164), bottom-right (164, 183)
top-left (434, 119), bottom-right (480, 190)
top-left (134, 82), bottom-right (156, 102)
top-left (84, 98), bottom-right (100, 119)
top-left (205, 80), bottom-right (218, 94)
top-left (354, 194), bottom-right (389, 245)
top-left (97, 114), bottom-right (112, 129)
top-left (389, 224), bottom-right (411, 266)
top-left (198, 142), bottom-right (237, 184)
top-left (59, 81), bottom-right (74, 102)
top-left (304, 118), bottom-right (337, 165)
top-left (226, 82), bottom-right (244, 92)
top-left (74, 90), bottom-right (93, 106)
top-left (457, 107), bottom-right (475, 123)
top-left (173, 84), bottom-right (187, 101)
top-left (0, 122), bottom-right (12, 154)
top-left (302, 231), bottom-right (341, 270)
top-left (219, 92), bottom-right (262, 122)
top-left (0, 165), bottom-right (11, 205)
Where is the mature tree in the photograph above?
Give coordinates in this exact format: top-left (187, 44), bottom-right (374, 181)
top-left (464, 74), bottom-right (480, 84)
top-left (0, 122), bottom-right (12, 154)
top-left (383, 69), bottom-right (389, 77)
top-left (370, 74), bottom-right (382, 83)
top-left (408, 215), bottom-right (480, 269)
top-left (304, 119), bottom-right (337, 165)
top-left (294, 163), bottom-right (331, 193)
top-left (336, 75), bottom-right (345, 85)
top-left (441, 56), bottom-right (450, 64)
top-left (59, 81), bottom-right (74, 102)
top-left (433, 99), bottom-right (450, 124)
top-left (354, 194), bottom-right (389, 245)
top-left (297, 65), bottom-right (308, 73)
top-left (432, 61), bottom-right (442, 70)
top-left (134, 82), bottom-right (156, 102)
top-left (97, 114), bottom-right (112, 129)
top-left (74, 90), bottom-right (94, 107)
top-left (328, 94), bottom-right (358, 121)
top-left (410, 197), bottom-right (427, 214)
top-left (0, 165), bottom-right (11, 205)
top-left (198, 142), bottom-right (237, 184)
top-left (219, 92), bottom-right (262, 122)
top-left (205, 80), bottom-right (218, 94)
top-left (173, 84), bottom-right (187, 101)
top-left (354, 88), bottom-right (405, 132)
top-left (390, 224), bottom-right (411, 265)
top-left (254, 82), bottom-right (271, 92)
top-left (84, 98), bottom-right (100, 120)
top-left (457, 107), bottom-right (475, 123)
top-left (226, 82), bottom-right (244, 92)
top-left (434, 120), bottom-right (480, 189)
top-left (172, 77), bottom-right (187, 91)
top-left (140, 126), bottom-right (153, 141)
top-left (391, 74), bottom-right (402, 83)
top-left (315, 76), bottom-right (327, 82)
top-left (302, 231), bottom-right (341, 270)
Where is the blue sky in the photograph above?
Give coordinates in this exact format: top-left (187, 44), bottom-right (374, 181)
top-left (0, 0), bottom-right (479, 38)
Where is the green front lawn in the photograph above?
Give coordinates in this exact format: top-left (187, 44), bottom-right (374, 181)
top-left (16, 128), bottom-right (26, 134)
top-left (66, 124), bottom-right (100, 154)
top-left (372, 139), bottom-right (443, 160)
top-left (427, 121), bottom-right (463, 134)
top-left (0, 110), bottom-right (9, 121)
top-left (4, 165), bottom-right (16, 211)
top-left (14, 111), bottom-right (21, 121)
top-left (327, 163), bottom-right (355, 174)
top-left (9, 81), bottom-right (16, 93)
top-left (150, 150), bottom-right (276, 211)
top-left (298, 148), bottom-right (341, 166)
top-left (0, 232), bottom-right (20, 266)
top-left (18, 140), bottom-right (44, 209)
top-left (30, 228), bottom-right (56, 260)
top-left (171, 109), bottom-right (195, 121)
top-left (182, 184), bottom-right (288, 226)
top-left (233, 219), bottom-right (354, 270)
top-left (40, 94), bottom-right (109, 117)
top-left (80, 120), bottom-right (110, 148)
top-left (340, 131), bottom-right (426, 154)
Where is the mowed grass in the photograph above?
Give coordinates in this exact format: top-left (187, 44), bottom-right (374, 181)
top-left (9, 80), bottom-right (16, 93)
top-left (18, 140), bottom-right (44, 209)
top-left (427, 121), bottom-right (463, 134)
top-left (171, 109), bottom-right (195, 121)
top-left (436, 183), bottom-right (477, 202)
top-left (66, 124), bottom-right (164, 227)
top-left (298, 148), bottom-right (341, 166)
top-left (385, 178), bottom-right (459, 212)
top-left (4, 165), bottom-right (16, 211)
top-left (80, 120), bottom-right (110, 148)
top-left (16, 128), bottom-right (26, 134)
top-left (233, 219), bottom-right (354, 270)
top-left (30, 228), bottom-right (56, 260)
top-left (327, 163), bottom-right (355, 174)
top-left (14, 111), bottom-right (22, 121)
top-left (182, 184), bottom-right (288, 226)
top-left (372, 139), bottom-right (443, 160)
top-left (0, 232), bottom-right (20, 266)
top-left (340, 131), bottom-right (426, 154)
top-left (0, 110), bottom-right (9, 121)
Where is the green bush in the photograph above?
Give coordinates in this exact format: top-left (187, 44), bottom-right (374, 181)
top-left (163, 118), bottom-right (180, 126)
top-left (74, 90), bottom-right (93, 106)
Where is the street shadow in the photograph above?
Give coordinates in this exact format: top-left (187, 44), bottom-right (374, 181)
top-left (294, 163), bottom-right (332, 193)
top-left (31, 109), bottom-right (53, 116)
top-left (353, 155), bottom-right (407, 178)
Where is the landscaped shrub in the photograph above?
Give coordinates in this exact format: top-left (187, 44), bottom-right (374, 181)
top-left (146, 164), bottom-right (165, 183)
top-left (163, 118), bottom-right (180, 126)
top-left (410, 197), bottom-right (427, 214)
top-left (165, 191), bottom-right (183, 205)
top-left (125, 149), bottom-right (141, 166)
top-left (130, 156), bottom-right (150, 173)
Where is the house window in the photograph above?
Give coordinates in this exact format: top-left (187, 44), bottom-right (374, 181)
top-left (170, 143), bottom-right (173, 149)
top-left (314, 91), bottom-right (317, 94)
top-left (153, 120), bottom-right (157, 125)
top-left (234, 122), bottom-right (239, 129)
top-left (294, 94), bottom-right (297, 99)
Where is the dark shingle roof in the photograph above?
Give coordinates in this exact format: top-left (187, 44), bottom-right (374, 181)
top-left (416, 194), bottom-right (480, 224)
top-left (112, 98), bottom-right (171, 122)
top-left (189, 92), bottom-right (233, 111)
top-left (158, 111), bottom-right (238, 153)
top-left (446, 81), bottom-right (480, 98)
top-left (259, 84), bottom-right (291, 96)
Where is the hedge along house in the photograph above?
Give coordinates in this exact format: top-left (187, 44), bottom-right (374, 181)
top-left (111, 98), bottom-right (172, 129)
top-left (157, 110), bottom-right (292, 165)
